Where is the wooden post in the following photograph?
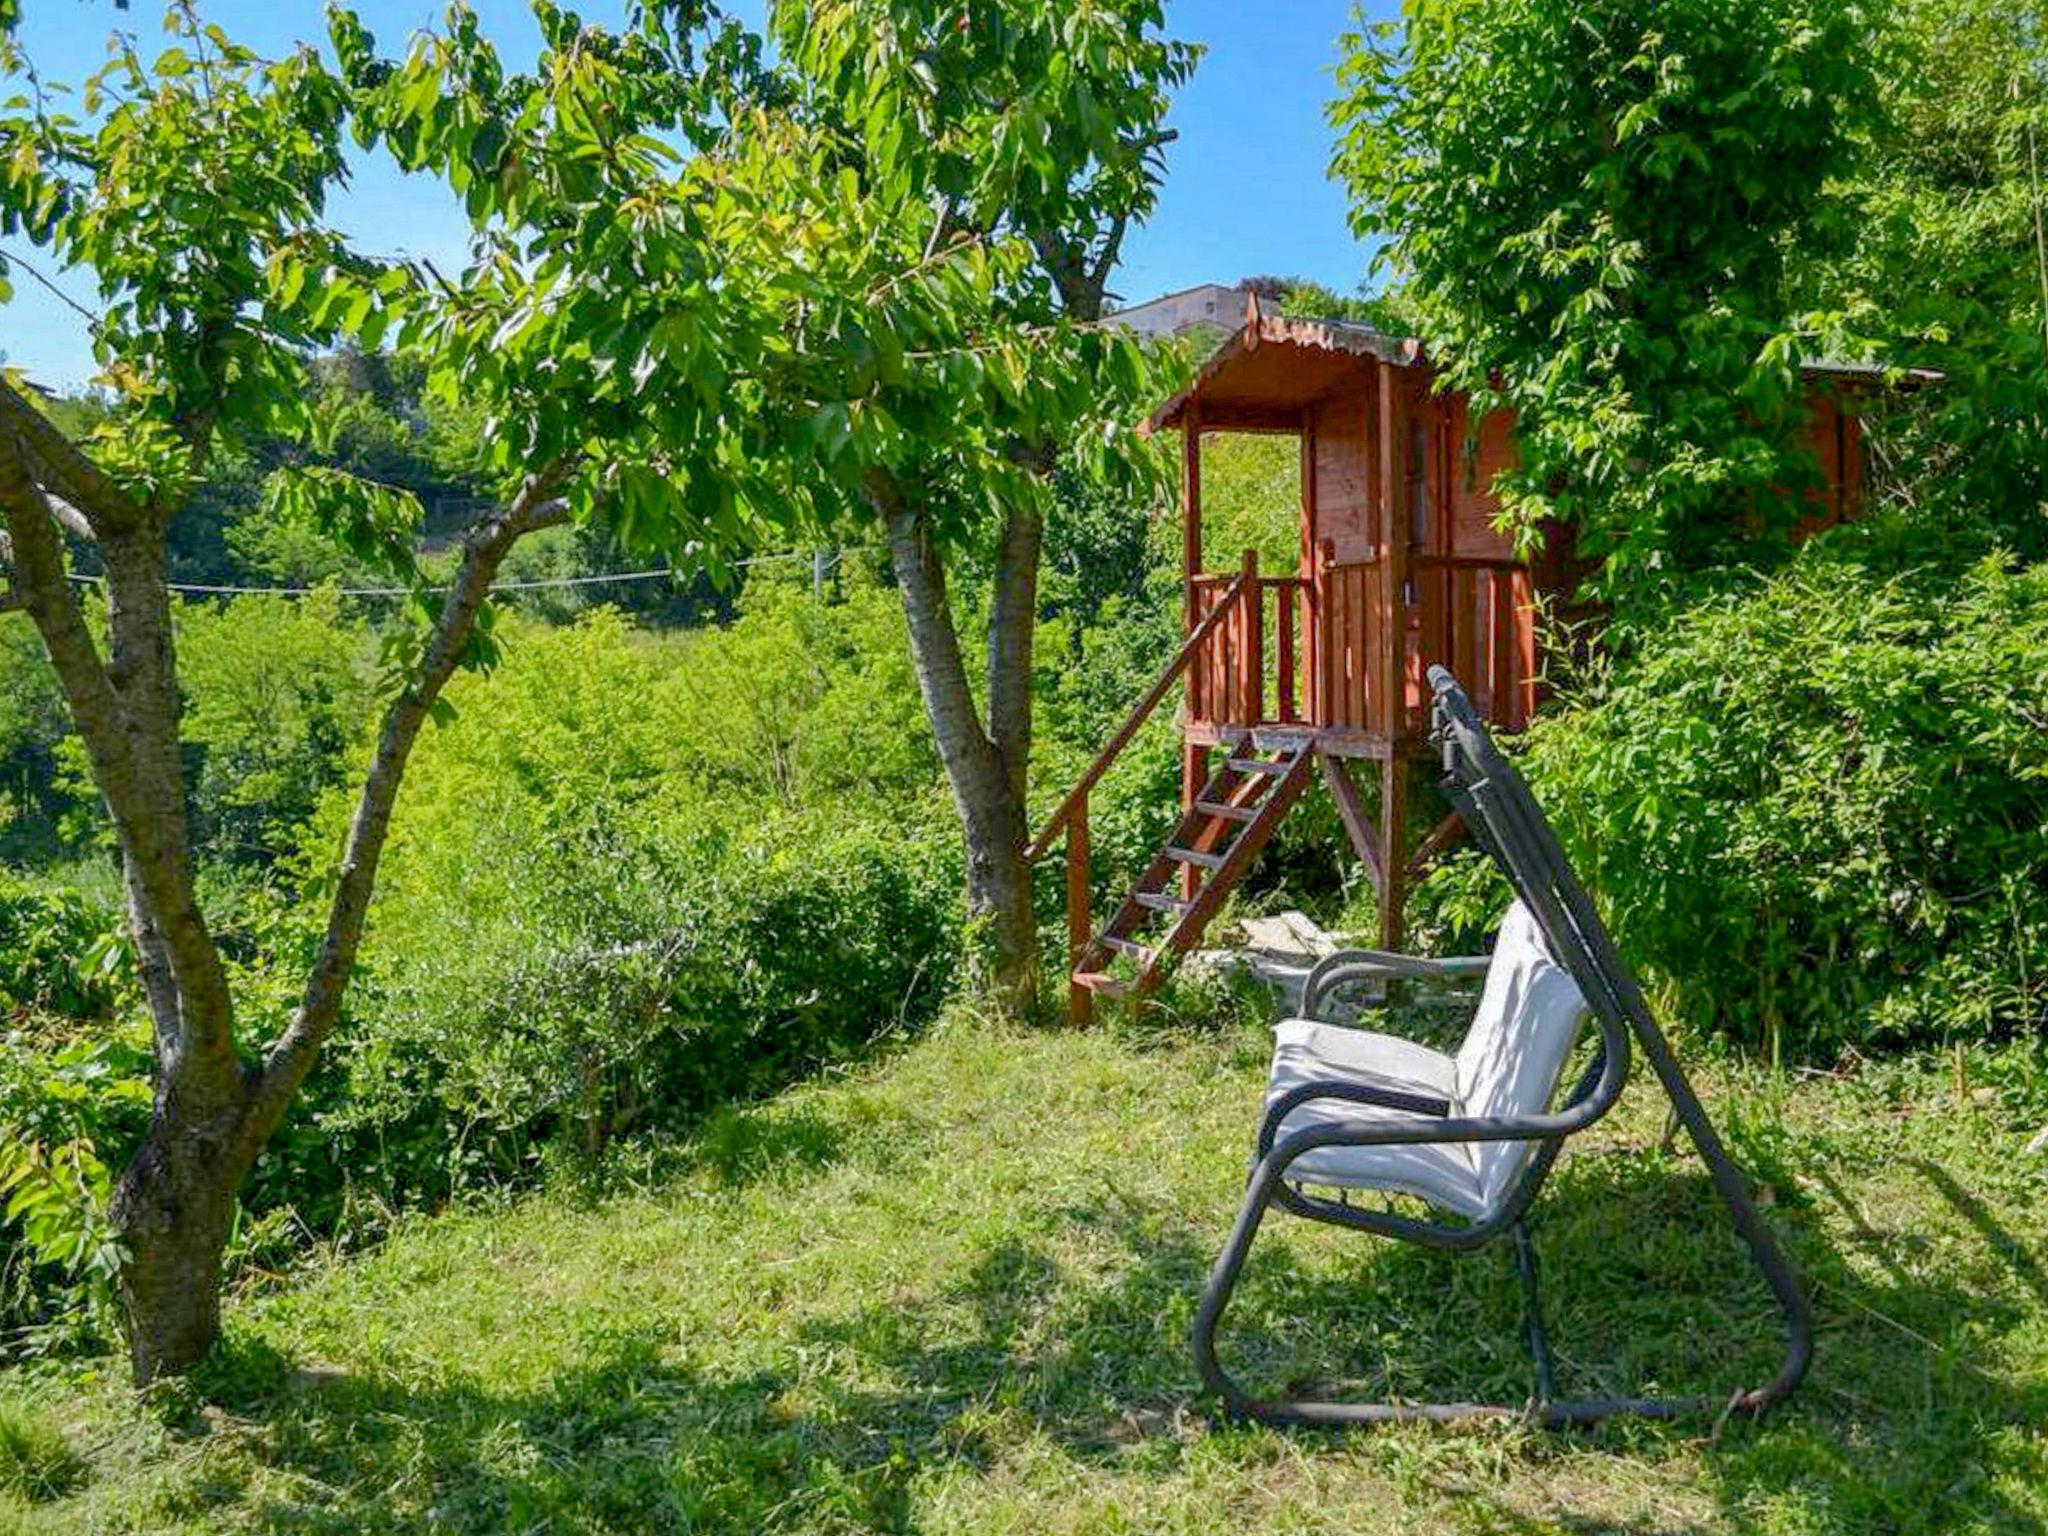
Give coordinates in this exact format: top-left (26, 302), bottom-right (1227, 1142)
top-left (1378, 752), bottom-right (1409, 951)
top-left (1181, 403), bottom-right (1207, 900)
top-left (1277, 580), bottom-right (1297, 723)
top-left (1315, 539), bottom-right (1335, 727)
top-left (1377, 360), bottom-right (1410, 742)
top-left (1240, 547), bottom-right (1261, 725)
top-left (1298, 409), bottom-right (1316, 724)
top-left (1067, 792), bottom-right (1093, 1027)
top-left (1182, 406), bottom-right (1203, 636)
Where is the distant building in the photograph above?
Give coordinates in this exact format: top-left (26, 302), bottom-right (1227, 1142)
top-left (1105, 283), bottom-right (1259, 345)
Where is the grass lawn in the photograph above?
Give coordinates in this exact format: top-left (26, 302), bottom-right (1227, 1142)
top-left (4, 1009), bottom-right (2048, 1534)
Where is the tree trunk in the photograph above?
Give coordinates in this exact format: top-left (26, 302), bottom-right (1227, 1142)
top-left (109, 1065), bottom-right (255, 1382)
top-left (983, 499), bottom-right (1042, 1012)
top-left (877, 477), bottom-right (1039, 1016)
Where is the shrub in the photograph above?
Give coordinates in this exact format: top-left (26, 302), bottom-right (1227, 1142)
top-left (1419, 552), bottom-right (2048, 1058)
top-left (303, 600), bottom-right (960, 1192)
top-left (334, 807), bottom-right (960, 1178)
top-left (0, 873), bottom-right (126, 1027)
top-left (176, 591), bottom-right (375, 865)
top-left (0, 624), bottom-right (72, 861)
top-left (0, 873), bottom-right (145, 1352)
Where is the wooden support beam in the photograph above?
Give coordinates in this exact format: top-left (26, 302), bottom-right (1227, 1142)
top-left (1378, 754), bottom-right (1410, 951)
top-left (1182, 405), bottom-right (1202, 635)
top-left (1406, 809), bottom-right (1466, 879)
top-left (1180, 742), bottom-right (1207, 900)
top-left (1318, 750), bottom-right (1383, 888)
top-left (1239, 547), bottom-right (1261, 725)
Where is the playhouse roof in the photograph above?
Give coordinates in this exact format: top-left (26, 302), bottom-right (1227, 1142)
top-left (1144, 305), bottom-right (1412, 435)
top-left (1142, 294), bottom-right (1940, 436)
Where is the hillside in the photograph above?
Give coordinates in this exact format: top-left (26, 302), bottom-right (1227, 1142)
top-left (6, 1013), bottom-right (2046, 1535)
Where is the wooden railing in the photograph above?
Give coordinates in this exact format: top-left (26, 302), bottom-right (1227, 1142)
top-left (1030, 564), bottom-right (1251, 846)
top-left (1309, 546), bottom-right (1381, 733)
top-left (1186, 551), bottom-right (1310, 734)
top-left (1410, 554), bottom-right (1536, 733)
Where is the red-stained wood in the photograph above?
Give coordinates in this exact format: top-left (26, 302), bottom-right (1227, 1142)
top-left (1378, 753), bottom-right (1410, 950)
top-left (1406, 808), bottom-right (1466, 879)
top-left (1066, 793), bottom-right (1092, 1027)
top-left (1276, 579), bottom-right (1298, 722)
top-left (1377, 360), bottom-right (1409, 743)
top-left (1241, 550), bottom-right (1262, 724)
top-left (1319, 751), bottom-right (1383, 887)
top-left (1029, 568), bottom-right (1254, 859)
top-left (1182, 405), bottom-right (1202, 631)
top-left (1072, 332), bottom-right (1881, 1000)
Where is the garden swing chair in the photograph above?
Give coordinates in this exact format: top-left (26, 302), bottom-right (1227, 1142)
top-left (1191, 667), bottom-right (1814, 1427)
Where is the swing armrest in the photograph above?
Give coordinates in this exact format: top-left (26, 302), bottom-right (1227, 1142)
top-left (1302, 947), bottom-right (1492, 1020)
top-left (1259, 1078), bottom-right (1454, 1158)
top-left (1262, 1102), bottom-right (1580, 1168)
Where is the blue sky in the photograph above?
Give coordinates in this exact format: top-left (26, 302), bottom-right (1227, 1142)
top-left (1, 0), bottom-right (1385, 390)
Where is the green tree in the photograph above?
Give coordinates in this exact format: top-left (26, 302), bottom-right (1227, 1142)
top-left (1331, 0), bottom-right (1891, 601)
top-left (0, 0), bottom-right (1175, 1377)
top-left (1820, 0), bottom-right (2048, 560)
top-left (771, 0), bottom-right (1193, 1010)
top-left (0, 4), bottom-right (592, 1380)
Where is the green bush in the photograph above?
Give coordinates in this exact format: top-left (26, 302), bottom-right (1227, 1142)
top-left (0, 873), bottom-right (125, 1027)
top-left (177, 590), bottom-right (375, 865)
top-left (0, 624), bottom-right (71, 862)
top-left (338, 810), bottom-right (959, 1177)
top-left (1419, 552), bottom-right (2048, 1057)
top-left (301, 599), bottom-right (959, 1194)
top-left (0, 872), bottom-right (146, 1351)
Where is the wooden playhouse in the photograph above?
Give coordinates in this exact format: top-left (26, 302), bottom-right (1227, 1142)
top-left (1032, 298), bottom-right (1885, 1023)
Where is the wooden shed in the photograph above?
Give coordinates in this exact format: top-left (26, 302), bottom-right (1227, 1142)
top-left (1032, 297), bottom-right (1887, 1021)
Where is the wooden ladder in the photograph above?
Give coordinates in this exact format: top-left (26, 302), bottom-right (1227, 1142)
top-left (1072, 731), bottom-right (1316, 1002)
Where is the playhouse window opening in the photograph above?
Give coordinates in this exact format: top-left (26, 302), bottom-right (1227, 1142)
top-left (1196, 429), bottom-right (1303, 576)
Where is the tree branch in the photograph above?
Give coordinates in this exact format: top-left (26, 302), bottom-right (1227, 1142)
top-left (0, 432), bottom-right (137, 815)
top-left (1083, 211), bottom-right (1129, 318)
top-left (0, 429), bottom-right (218, 1051)
top-left (1028, 228), bottom-right (1095, 318)
top-left (0, 376), bottom-right (139, 534)
top-left (254, 471), bottom-right (571, 1123)
top-left (99, 515), bottom-right (239, 1061)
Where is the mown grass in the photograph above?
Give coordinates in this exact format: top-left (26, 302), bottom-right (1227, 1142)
top-left (5, 1008), bottom-right (2048, 1534)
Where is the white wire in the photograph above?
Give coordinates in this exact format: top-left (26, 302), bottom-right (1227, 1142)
top-left (60, 548), bottom-right (825, 599)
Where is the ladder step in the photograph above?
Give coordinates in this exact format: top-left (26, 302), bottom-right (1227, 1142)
top-left (1100, 934), bottom-right (1155, 962)
top-left (1134, 892), bottom-right (1192, 915)
top-left (1228, 757), bottom-right (1289, 777)
top-left (1072, 970), bottom-right (1128, 998)
top-left (1165, 845), bottom-right (1225, 870)
top-left (1195, 799), bottom-right (1258, 823)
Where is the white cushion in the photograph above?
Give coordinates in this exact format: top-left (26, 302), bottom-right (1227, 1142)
top-left (1454, 900), bottom-right (1589, 1209)
top-left (1260, 900), bottom-right (1588, 1221)
top-left (1264, 1019), bottom-right (1486, 1217)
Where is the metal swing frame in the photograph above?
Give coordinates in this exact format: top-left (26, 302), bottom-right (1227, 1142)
top-left (1191, 667), bottom-right (1813, 1427)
